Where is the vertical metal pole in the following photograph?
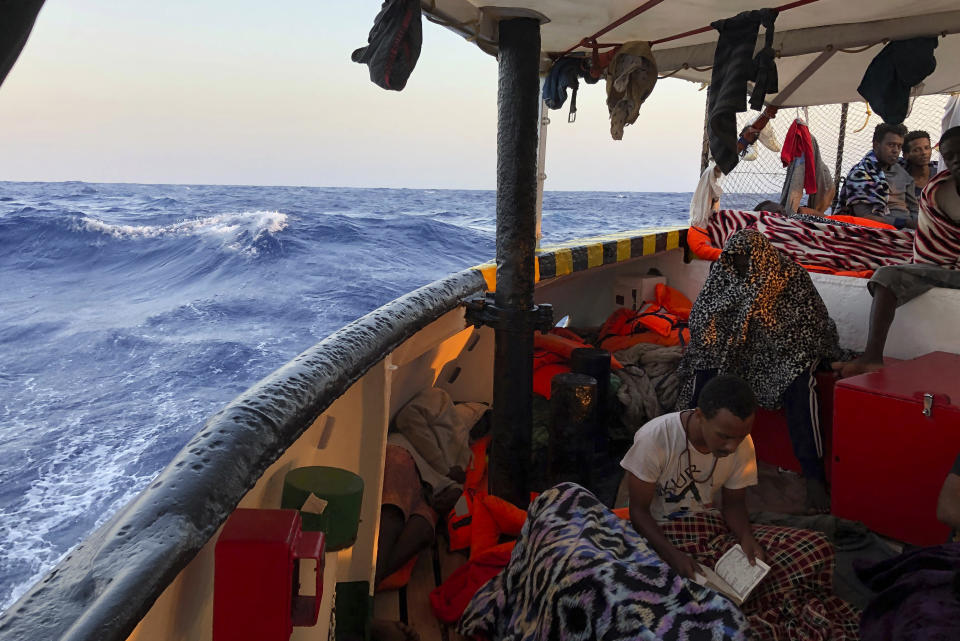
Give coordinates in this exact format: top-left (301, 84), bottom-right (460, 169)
top-left (700, 87), bottom-right (711, 173)
top-left (834, 102), bottom-right (849, 195)
top-left (535, 95), bottom-right (549, 247)
top-left (490, 17), bottom-right (540, 507)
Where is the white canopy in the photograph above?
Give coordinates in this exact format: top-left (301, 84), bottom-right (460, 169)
top-left (425, 0), bottom-right (960, 106)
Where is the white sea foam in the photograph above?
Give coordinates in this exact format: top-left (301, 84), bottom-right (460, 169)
top-left (75, 211), bottom-right (289, 254)
top-left (0, 379), bottom-right (201, 611)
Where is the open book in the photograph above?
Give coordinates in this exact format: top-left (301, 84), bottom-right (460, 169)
top-left (692, 544), bottom-right (771, 606)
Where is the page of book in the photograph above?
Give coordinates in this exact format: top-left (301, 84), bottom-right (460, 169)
top-left (713, 544), bottom-right (770, 600)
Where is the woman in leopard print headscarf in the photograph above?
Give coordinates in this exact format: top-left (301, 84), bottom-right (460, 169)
top-left (677, 229), bottom-right (841, 509)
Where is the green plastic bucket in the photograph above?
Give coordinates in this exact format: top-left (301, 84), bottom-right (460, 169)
top-left (281, 466), bottom-right (364, 551)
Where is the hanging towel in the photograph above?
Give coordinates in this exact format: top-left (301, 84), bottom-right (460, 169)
top-left (707, 9), bottom-right (779, 174)
top-left (605, 41), bottom-right (657, 140)
top-left (857, 37), bottom-right (938, 125)
top-left (809, 137), bottom-right (836, 213)
top-left (689, 161), bottom-right (723, 228)
top-left (351, 0), bottom-right (422, 91)
top-left (781, 119), bottom-right (818, 194)
top-left (940, 95), bottom-right (960, 174)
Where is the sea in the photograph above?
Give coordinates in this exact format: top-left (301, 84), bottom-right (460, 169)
top-left (0, 181), bottom-right (692, 611)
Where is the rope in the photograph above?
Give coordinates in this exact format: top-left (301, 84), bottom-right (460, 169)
top-left (851, 104), bottom-right (872, 134)
top-left (658, 62), bottom-right (713, 79)
top-left (837, 41), bottom-right (884, 54)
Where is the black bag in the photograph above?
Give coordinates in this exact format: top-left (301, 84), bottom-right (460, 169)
top-left (351, 0), bottom-right (422, 91)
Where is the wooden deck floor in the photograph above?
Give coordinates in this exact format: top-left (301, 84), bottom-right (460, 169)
top-left (373, 536), bottom-right (468, 641)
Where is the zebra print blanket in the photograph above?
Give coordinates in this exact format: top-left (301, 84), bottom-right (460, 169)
top-left (915, 170), bottom-right (960, 268)
top-left (458, 483), bottom-right (749, 641)
top-left (707, 209), bottom-right (914, 272)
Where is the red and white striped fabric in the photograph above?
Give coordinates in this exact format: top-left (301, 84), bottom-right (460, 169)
top-left (914, 171), bottom-right (960, 269)
top-left (707, 209), bottom-right (914, 273)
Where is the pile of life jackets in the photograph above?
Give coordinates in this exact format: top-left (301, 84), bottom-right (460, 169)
top-left (532, 328), bottom-right (623, 399)
top-left (597, 283), bottom-right (692, 353)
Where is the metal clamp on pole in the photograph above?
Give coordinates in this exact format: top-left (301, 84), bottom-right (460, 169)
top-left (464, 293), bottom-right (553, 333)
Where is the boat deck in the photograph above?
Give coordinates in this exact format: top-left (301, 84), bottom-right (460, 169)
top-left (375, 461), bottom-right (901, 640)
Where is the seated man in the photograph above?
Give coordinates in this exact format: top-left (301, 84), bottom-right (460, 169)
top-left (622, 374), bottom-right (859, 639)
top-left (937, 452), bottom-right (960, 542)
top-left (835, 127), bottom-right (960, 377)
top-left (902, 129), bottom-right (939, 204)
top-left (837, 122), bottom-right (913, 228)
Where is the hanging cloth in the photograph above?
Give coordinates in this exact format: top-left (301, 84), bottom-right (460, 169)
top-left (605, 41), bottom-right (658, 140)
top-left (750, 10), bottom-right (779, 111)
top-left (351, 0), bottom-right (423, 91)
top-left (689, 161), bottom-right (723, 228)
top-left (707, 9), bottom-right (779, 174)
top-left (781, 119), bottom-right (817, 194)
top-left (1, 0), bottom-right (45, 89)
top-left (542, 57), bottom-right (600, 121)
top-left (857, 37), bottom-right (938, 125)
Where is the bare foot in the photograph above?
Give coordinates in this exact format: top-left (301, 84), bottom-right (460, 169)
top-left (805, 478), bottom-right (830, 515)
top-left (431, 485), bottom-right (462, 515)
top-left (831, 357), bottom-right (883, 379)
top-left (371, 619), bottom-right (419, 641)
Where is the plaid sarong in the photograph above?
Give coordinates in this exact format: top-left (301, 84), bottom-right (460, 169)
top-left (661, 511), bottom-right (861, 641)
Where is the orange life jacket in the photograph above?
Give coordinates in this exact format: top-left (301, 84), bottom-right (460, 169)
top-left (597, 284), bottom-right (692, 349)
top-left (446, 436), bottom-right (490, 552)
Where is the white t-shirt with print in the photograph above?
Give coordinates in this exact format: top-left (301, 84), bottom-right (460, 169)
top-left (620, 411), bottom-right (758, 521)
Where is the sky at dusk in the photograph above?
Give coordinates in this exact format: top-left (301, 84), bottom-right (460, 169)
top-left (0, 1), bottom-right (708, 191)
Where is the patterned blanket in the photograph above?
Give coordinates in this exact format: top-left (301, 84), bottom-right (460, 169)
top-left (915, 170), bottom-right (960, 268)
top-left (708, 209), bottom-right (914, 273)
top-left (662, 511), bottom-right (861, 641)
top-left (458, 483), bottom-right (750, 641)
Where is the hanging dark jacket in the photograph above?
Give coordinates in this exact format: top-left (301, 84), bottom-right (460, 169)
top-left (707, 9), bottom-right (779, 174)
top-left (352, 0), bottom-right (422, 91)
top-left (857, 37), bottom-right (938, 125)
top-left (1, 0), bottom-right (46, 89)
top-left (542, 57), bottom-right (599, 116)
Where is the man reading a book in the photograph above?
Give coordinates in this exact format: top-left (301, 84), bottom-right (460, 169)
top-left (622, 374), bottom-right (763, 577)
top-left (622, 374), bottom-right (860, 639)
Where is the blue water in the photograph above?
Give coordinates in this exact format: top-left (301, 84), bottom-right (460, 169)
top-left (0, 181), bottom-right (690, 610)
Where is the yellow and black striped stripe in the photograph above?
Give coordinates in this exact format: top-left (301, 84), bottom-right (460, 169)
top-left (475, 226), bottom-right (686, 291)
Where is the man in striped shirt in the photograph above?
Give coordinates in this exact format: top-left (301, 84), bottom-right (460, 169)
top-left (834, 127), bottom-right (960, 378)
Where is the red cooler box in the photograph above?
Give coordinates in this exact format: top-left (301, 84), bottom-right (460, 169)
top-left (833, 351), bottom-right (960, 546)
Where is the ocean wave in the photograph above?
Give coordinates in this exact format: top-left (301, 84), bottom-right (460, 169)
top-left (75, 210), bottom-right (289, 256)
